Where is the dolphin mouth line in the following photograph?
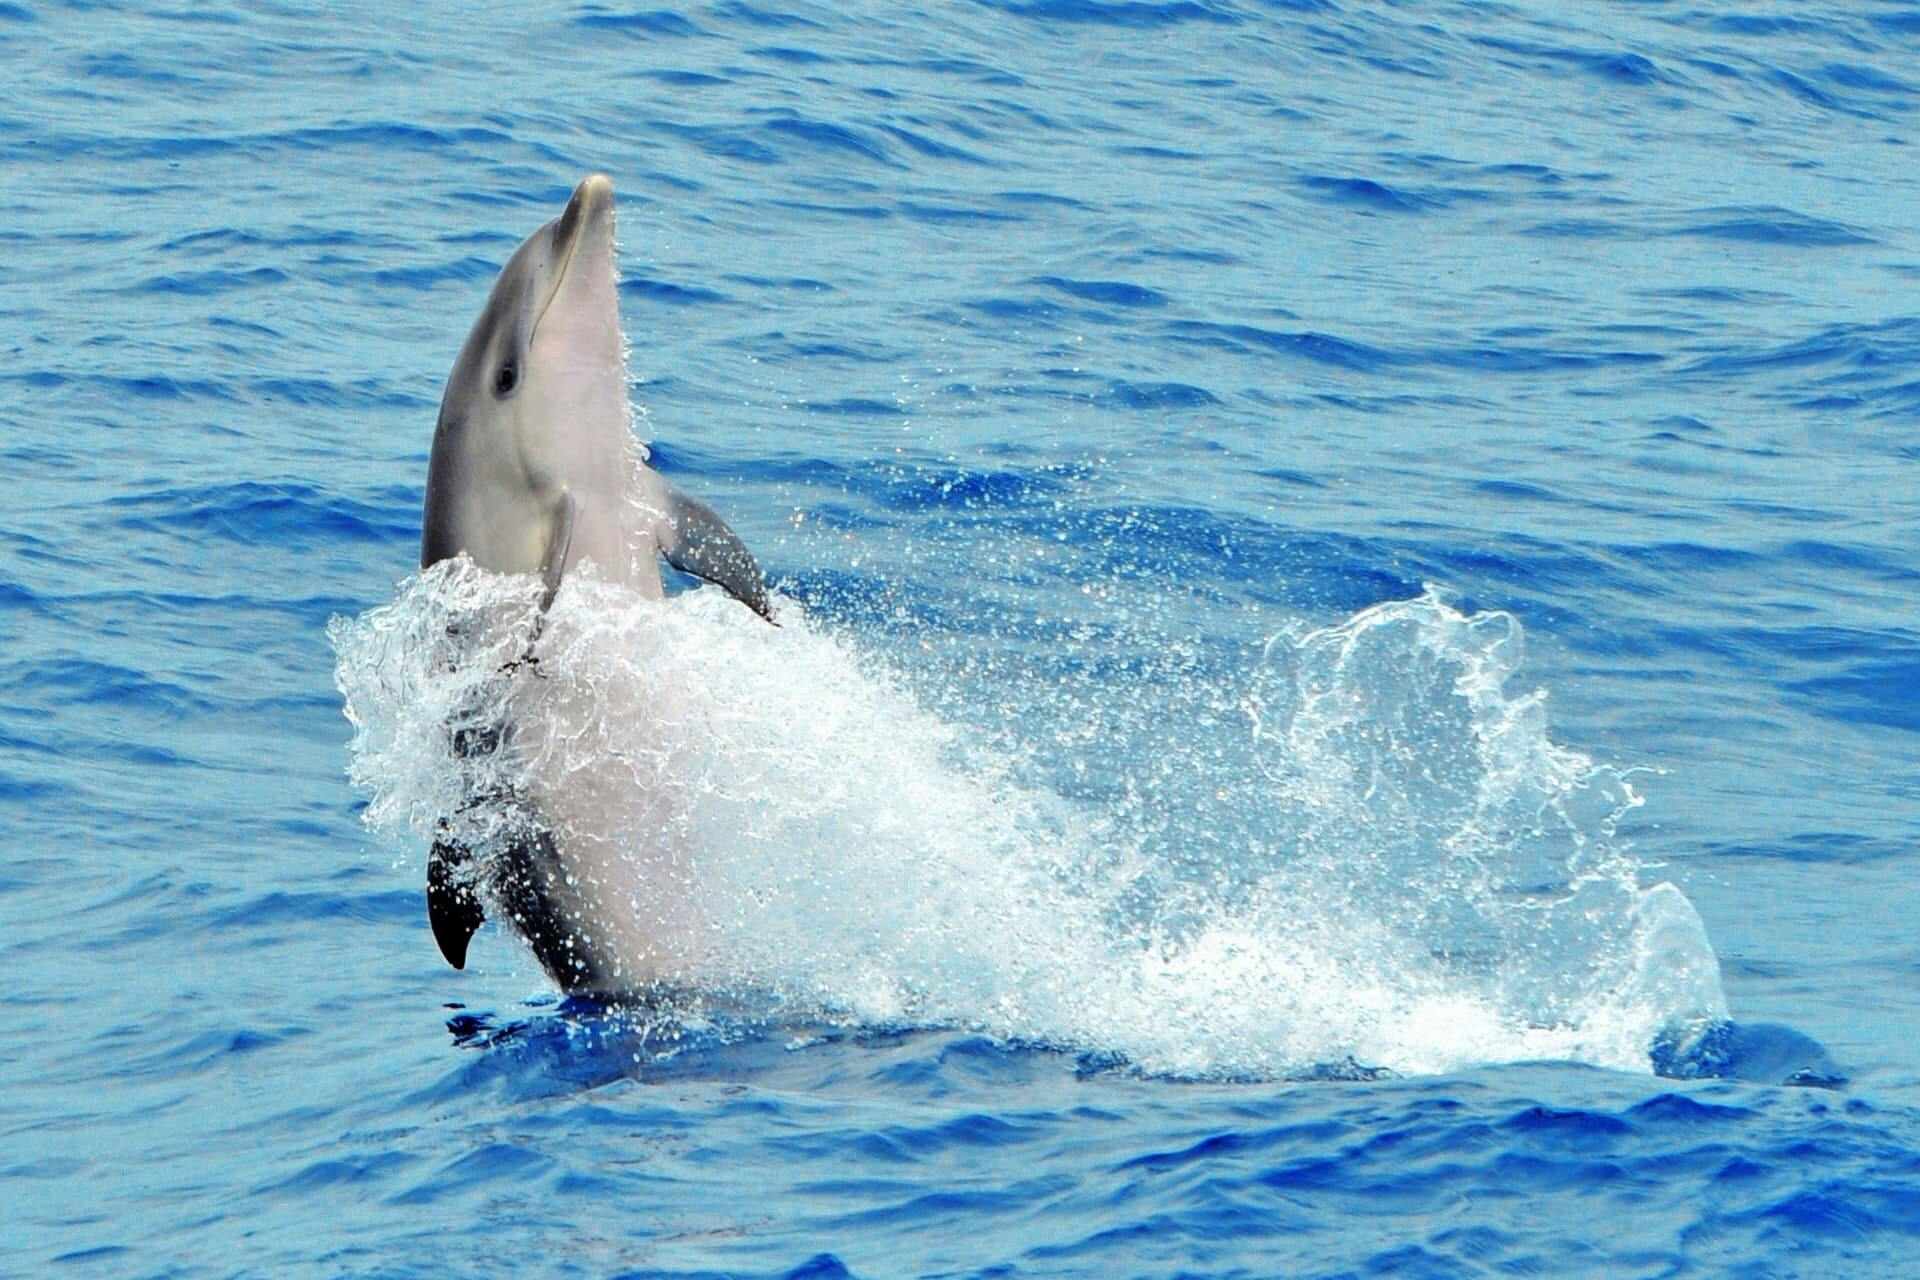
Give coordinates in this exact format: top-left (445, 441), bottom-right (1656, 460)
top-left (532, 178), bottom-right (610, 339)
top-left (532, 218), bottom-right (586, 339)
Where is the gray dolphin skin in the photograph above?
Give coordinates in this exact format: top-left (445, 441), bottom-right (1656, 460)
top-left (420, 173), bottom-right (772, 989)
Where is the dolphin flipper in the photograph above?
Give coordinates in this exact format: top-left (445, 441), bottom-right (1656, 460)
top-left (538, 492), bottom-right (576, 611)
top-left (427, 837), bottom-right (485, 969)
top-left (659, 482), bottom-right (774, 622)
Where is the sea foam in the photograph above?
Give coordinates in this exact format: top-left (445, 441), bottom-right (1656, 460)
top-left (330, 564), bottom-right (1725, 1078)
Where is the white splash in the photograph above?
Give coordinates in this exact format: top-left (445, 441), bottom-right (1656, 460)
top-left (330, 566), bottom-right (1725, 1078)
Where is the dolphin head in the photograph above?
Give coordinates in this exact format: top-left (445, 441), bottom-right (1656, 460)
top-left (423, 174), bottom-right (631, 576)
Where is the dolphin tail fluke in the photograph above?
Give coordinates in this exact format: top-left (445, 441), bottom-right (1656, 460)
top-left (427, 837), bottom-right (486, 970)
top-left (660, 481), bottom-right (775, 623)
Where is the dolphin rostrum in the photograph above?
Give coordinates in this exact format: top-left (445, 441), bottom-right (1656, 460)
top-left (420, 173), bottom-right (772, 989)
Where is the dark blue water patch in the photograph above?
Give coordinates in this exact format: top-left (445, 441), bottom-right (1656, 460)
top-left (874, 1110), bottom-right (1038, 1156)
top-left (996, 190), bottom-right (1089, 211)
top-left (899, 201), bottom-right (1024, 225)
top-left (1871, 10), bottom-right (1920, 36)
top-left (758, 116), bottom-right (898, 167)
top-left (361, 255), bottom-right (502, 290)
top-left (656, 121), bottom-right (783, 166)
top-left (1788, 650), bottom-right (1920, 733)
top-left (75, 373), bottom-right (242, 403)
top-left (76, 50), bottom-right (202, 85)
top-left (1681, 315), bottom-right (1920, 379)
top-left (267, 122), bottom-right (516, 155)
top-left (1669, 205), bottom-right (1875, 246)
top-left (800, 396), bottom-right (903, 417)
top-left (1035, 276), bottom-right (1169, 308)
top-left (1498, 1104), bottom-right (1632, 1142)
top-left (106, 481), bottom-right (417, 547)
top-left (1117, 1118), bottom-right (1352, 1174)
top-left (965, 295), bottom-right (1071, 325)
top-left (1383, 531), bottom-right (1612, 618)
top-left (1529, 205), bottom-right (1877, 248)
top-left (1163, 320), bottom-right (1398, 371)
top-left (1775, 540), bottom-right (1920, 581)
top-left (666, 447), bottom-right (863, 494)
top-left (1821, 62), bottom-right (1917, 97)
top-left (1469, 35), bottom-right (1675, 87)
top-left (1473, 160), bottom-right (1570, 187)
top-left (574, 7), bottom-right (706, 37)
top-left (0, 575), bottom-right (45, 614)
top-left (733, 334), bottom-right (903, 367)
top-left (2, 367), bottom-right (69, 393)
top-left (1300, 174), bottom-right (1443, 214)
top-left (1636, 285), bottom-right (1793, 307)
top-left (711, 0), bottom-right (825, 28)
top-left (1059, 506), bottom-right (1417, 611)
top-left (760, 454), bottom-right (1095, 526)
top-left (1697, 15), bottom-right (1837, 38)
top-left (207, 316), bottom-right (287, 345)
top-left (257, 1150), bottom-right (417, 1198)
top-left (1612, 540), bottom-right (1765, 579)
top-left (1474, 478), bottom-right (1561, 504)
top-left (980, 0), bottom-right (1242, 27)
top-left (1767, 68), bottom-right (1848, 113)
top-left (1098, 379), bottom-right (1219, 409)
top-left (1112, 144), bottom-right (1205, 162)
top-left (123, 1026), bottom-right (293, 1080)
top-left (723, 273), bottom-right (836, 292)
top-left (1595, 52), bottom-right (1662, 85)
top-left (1522, 216), bottom-right (1632, 240)
top-left (752, 44), bottom-right (832, 64)
top-left (1427, 338), bottom-right (1664, 373)
top-left (642, 68), bottom-right (729, 87)
top-left (0, 767), bottom-right (75, 810)
top-left (92, 587), bottom-right (381, 634)
top-left (885, 466), bottom-right (1070, 511)
top-left (390, 1141), bottom-right (557, 1206)
top-left (250, 376), bottom-right (429, 411)
top-left (7, 658), bottom-right (214, 716)
top-left (875, 124), bottom-right (988, 165)
top-left (1253, 466), bottom-right (1327, 490)
top-left (1750, 1186), bottom-right (1920, 1240)
top-left (51, 1246), bottom-right (132, 1266)
top-left (826, 1179), bottom-right (1073, 1231)
top-left (0, 3), bottom-right (33, 19)
top-left (768, 198), bottom-right (893, 220)
top-left (205, 888), bottom-right (418, 930)
top-left (620, 276), bottom-right (730, 306)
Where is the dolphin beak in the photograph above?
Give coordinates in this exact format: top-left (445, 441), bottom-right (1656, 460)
top-left (534, 173), bottom-right (617, 336)
top-left (553, 173), bottom-right (615, 254)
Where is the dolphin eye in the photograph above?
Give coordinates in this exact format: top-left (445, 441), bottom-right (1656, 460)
top-left (494, 363), bottom-right (518, 396)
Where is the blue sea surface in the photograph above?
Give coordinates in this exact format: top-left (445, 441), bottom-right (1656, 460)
top-left (6, 0), bottom-right (1920, 1275)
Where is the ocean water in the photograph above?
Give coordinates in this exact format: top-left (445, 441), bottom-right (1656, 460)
top-left (5, 0), bottom-right (1919, 1274)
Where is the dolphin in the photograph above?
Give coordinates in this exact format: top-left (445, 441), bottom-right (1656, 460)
top-left (420, 173), bottom-right (772, 990)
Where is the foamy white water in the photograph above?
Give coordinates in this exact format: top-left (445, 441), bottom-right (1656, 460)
top-left (330, 563), bottom-right (1725, 1078)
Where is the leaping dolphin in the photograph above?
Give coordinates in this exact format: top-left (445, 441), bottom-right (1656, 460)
top-left (420, 173), bottom-right (772, 989)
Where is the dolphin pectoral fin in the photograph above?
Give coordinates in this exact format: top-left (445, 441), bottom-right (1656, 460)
top-left (427, 838), bottom-right (486, 970)
top-left (659, 482), bottom-right (774, 622)
top-left (538, 492), bottom-right (577, 611)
